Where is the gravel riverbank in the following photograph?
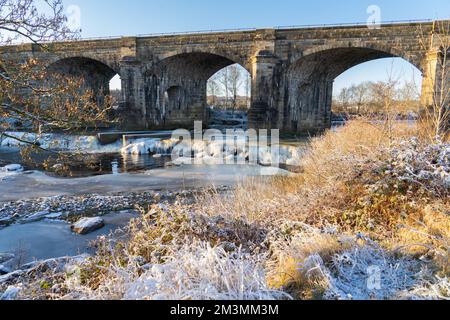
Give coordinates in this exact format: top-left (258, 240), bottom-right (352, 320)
top-left (0, 186), bottom-right (232, 228)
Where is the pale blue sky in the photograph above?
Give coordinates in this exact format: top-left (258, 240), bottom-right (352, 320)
top-left (61, 0), bottom-right (450, 93)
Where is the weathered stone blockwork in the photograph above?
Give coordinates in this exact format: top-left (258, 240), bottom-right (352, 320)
top-left (1, 21), bottom-right (448, 133)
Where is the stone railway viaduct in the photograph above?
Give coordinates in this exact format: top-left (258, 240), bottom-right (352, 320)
top-left (1, 20), bottom-right (448, 133)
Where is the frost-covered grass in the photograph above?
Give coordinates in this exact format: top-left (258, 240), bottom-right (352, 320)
top-left (123, 243), bottom-right (288, 301)
top-left (267, 227), bottom-right (444, 300)
top-left (2, 120), bottom-right (449, 300)
top-left (62, 242), bottom-right (290, 300)
top-left (264, 219), bottom-right (449, 300)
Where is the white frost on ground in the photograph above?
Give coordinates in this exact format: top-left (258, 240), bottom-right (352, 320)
top-left (299, 239), bottom-right (449, 300)
top-left (123, 243), bottom-right (291, 300)
top-left (403, 276), bottom-right (450, 300)
top-left (63, 242), bottom-right (291, 300)
top-left (64, 236), bottom-right (449, 300)
top-left (0, 285), bottom-right (21, 300)
top-left (391, 140), bottom-right (450, 191)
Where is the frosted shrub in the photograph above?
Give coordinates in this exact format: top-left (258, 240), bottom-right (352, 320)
top-left (320, 244), bottom-right (427, 300)
top-left (268, 224), bottom-right (448, 300)
top-left (389, 139), bottom-right (450, 195)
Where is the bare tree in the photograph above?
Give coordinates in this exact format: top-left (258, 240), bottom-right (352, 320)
top-left (207, 64), bottom-right (250, 111)
top-left (351, 82), bottom-right (370, 114)
top-left (218, 67), bottom-right (230, 109)
top-left (337, 87), bottom-right (353, 113)
top-left (245, 71), bottom-right (251, 109)
top-left (397, 77), bottom-right (420, 114)
top-left (368, 65), bottom-right (400, 142)
top-left (0, 0), bottom-right (115, 149)
top-left (0, 0), bottom-right (76, 44)
top-left (227, 64), bottom-right (243, 112)
top-left (207, 77), bottom-right (220, 106)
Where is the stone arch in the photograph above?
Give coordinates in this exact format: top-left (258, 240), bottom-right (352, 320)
top-left (156, 49), bottom-right (251, 74)
top-left (281, 44), bottom-right (425, 134)
top-left (45, 56), bottom-right (121, 103)
top-left (165, 86), bottom-right (183, 108)
top-left (161, 85), bottom-right (186, 123)
top-left (290, 43), bottom-right (424, 74)
top-left (144, 51), bottom-right (252, 129)
top-left (45, 54), bottom-right (120, 75)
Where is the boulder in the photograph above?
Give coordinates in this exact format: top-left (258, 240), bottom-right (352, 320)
top-left (0, 254), bottom-right (15, 275)
top-left (71, 217), bottom-right (105, 235)
top-left (1, 164), bottom-right (24, 172)
top-left (97, 133), bottom-right (120, 145)
top-left (0, 253), bottom-right (14, 265)
top-left (45, 212), bottom-right (63, 219)
top-left (0, 265), bottom-right (11, 275)
top-left (23, 210), bottom-right (50, 223)
top-left (0, 286), bottom-right (21, 300)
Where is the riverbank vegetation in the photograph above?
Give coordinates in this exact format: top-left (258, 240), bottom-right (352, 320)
top-left (2, 119), bottom-right (448, 300)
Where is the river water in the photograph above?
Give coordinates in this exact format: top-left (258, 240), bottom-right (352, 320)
top-left (0, 128), bottom-right (309, 266)
top-left (0, 148), bottom-right (173, 178)
top-left (0, 163), bottom-right (290, 265)
top-left (0, 211), bottom-right (137, 264)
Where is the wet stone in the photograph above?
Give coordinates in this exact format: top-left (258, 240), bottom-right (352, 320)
top-left (71, 217), bottom-right (105, 235)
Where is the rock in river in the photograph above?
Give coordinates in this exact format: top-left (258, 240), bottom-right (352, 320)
top-left (0, 253), bottom-right (14, 265)
top-left (1, 164), bottom-right (24, 172)
top-left (0, 253), bottom-right (14, 275)
top-left (0, 285), bottom-right (21, 300)
top-left (71, 217), bottom-right (105, 235)
top-left (0, 265), bottom-right (11, 275)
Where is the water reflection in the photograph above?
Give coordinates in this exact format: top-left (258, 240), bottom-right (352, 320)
top-left (111, 160), bottom-right (119, 175)
top-left (0, 125), bottom-right (346, 178)
top-left (0, 149), bottom-right (172, 178)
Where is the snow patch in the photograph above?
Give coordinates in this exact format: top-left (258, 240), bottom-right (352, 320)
top-left (121, 138), bottom-right (179, 156)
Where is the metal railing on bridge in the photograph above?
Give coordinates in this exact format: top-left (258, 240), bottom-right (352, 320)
top-left (273, 19), bottom-right (433, 30)
top-left (1, 19), bottom-right (436, 46)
